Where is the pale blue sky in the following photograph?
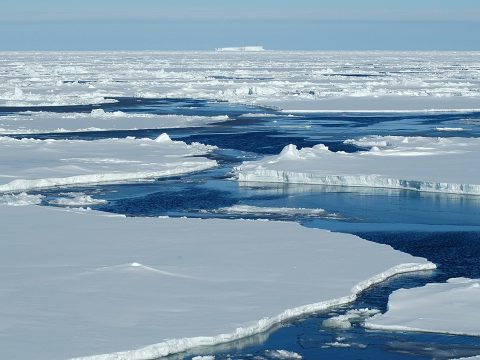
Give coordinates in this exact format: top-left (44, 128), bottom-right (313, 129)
top-left (1, 0), bottom-right (479, 50)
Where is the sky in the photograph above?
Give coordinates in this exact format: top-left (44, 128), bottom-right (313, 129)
top-left (0, 0), bottom-right (479, 51)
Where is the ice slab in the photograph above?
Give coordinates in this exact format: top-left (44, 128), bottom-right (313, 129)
top-left (0, 134), bottom-right (217, 193)
top-left (234, 136), bottom-right (480, 195)
top-left (0, 111), bottom-right (229, 135)
top-left (365, 278), bottom-right (480, 336)
top-left (0, 205), bottom-right (433, 360)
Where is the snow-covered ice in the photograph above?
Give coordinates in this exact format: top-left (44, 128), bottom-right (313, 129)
top-left (234, 136), bottom-right (480, 195)
top-left (365, 278), bottom-right (480, 336)
top-left (0, 110), bottom-right (229, 135)
top-left (0, 134), bottom-right (217, 193)
top-left (0, 205), bottom-right (434, 360)
top-left (1, 51), bottom-right (479, 111)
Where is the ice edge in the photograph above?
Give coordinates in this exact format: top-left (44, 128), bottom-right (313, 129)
top-left (363, 323), bottom-right (480, 337)
top-left (71, 262), bottom-right (436, 360)
top-left (235, 170), bottom-right (480, 196)
top-left (0, 162), bottom-right (217, 193)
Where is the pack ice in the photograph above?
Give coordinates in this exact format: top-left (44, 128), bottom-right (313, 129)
top-left (0, 134), bottom-right (217, 193)
top-left (1, 51), bottom-right (480, 111)
top-left (234, 136), bottom-right (480, 195)
top-left (0, 205), bottom-right (434, 360)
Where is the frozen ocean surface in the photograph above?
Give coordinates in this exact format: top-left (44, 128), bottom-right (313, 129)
top-left (1, 51), bottom-right (480, 359)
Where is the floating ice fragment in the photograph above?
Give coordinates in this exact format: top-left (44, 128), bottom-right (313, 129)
top-left (435, 127), bottom-right (465, 132)
top-left (265, 349), bottom-right (302, 359)
top-left (49, 193), bottom-right (107, 206)
top-left (322, 308), bottom-right (380, 329)
top-left (0, 192), bottom-right (44, 206)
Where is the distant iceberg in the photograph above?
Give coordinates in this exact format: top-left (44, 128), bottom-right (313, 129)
top-left (215, 46), bottom-right (265, 52)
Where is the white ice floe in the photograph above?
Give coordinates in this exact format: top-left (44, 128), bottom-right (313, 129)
top-left (0, 205), bottom-right (434, 360)
top-left (435, 127), bottom-right (465, 132)
top-left (1, 51), bottom-right (479, 111)
top-left (0, 110), bottom-right (229, 135)
top-left (322, 308), bottom-right (380, 330)
top-left (192, 356), bottom-right (215, 360)
top-left (365, 278), bottom-right (480, 336)
top-left (264, 350), bottom-right (302, 359)
top-left (234, 136), bottom-right (480, 195)
top-left (0, 134), bottom-right (217, 193)
top-left (49, 192), bottom-right (107, 206)
top-left (0, 192), bottom-right (44, 206)
top-left (214, 205), bottom-right (339, 218)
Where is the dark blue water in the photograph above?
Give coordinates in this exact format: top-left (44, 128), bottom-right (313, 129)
top-left (6, 98), bottom-right (480, 359)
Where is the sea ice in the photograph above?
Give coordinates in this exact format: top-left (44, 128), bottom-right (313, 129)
top-left (1, 51), bottom-right (479, 111)
top-left (365, 278), bottom-right (480, 336)
top-left (264, 350), bottom-right (302, 359)
top-left (322, 308), bottom-right (380, 329)
top-left (234, 136), bottom-right (480, 195)
top-left (0, 111), bottom-right (229, 135)
top-left (48, 192), bottom-right (107, 206)
top-left (213, 205), bottom-right (339, 218)
top-left (0, 192), bottom-right (44, 206)
top-left (0, 205), bottom-right (434, 360)
top-left (0, 135), bottom-right (217, 193)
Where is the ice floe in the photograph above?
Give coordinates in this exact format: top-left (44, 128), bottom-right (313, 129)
top-left (435, 127), bottom-right (465, 132)
top-left (322, 308), bottom-right (380, 330)
top-left (48, 192), bottom-right (107, 206)
top-left (0, 205), bottom-right (434, 359)
top-left (214, 205), bottom-right (339, 218)
top-left (264, 350), bottom-right (302, 359)
top-left (234, 136), bottom-right (480, 195)
top-left (0, 111), bottom-right (229, 135)
top-left (0, 135), bottom-right (217, 193)
top-left (365, 278), bottom-right (480, 336)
